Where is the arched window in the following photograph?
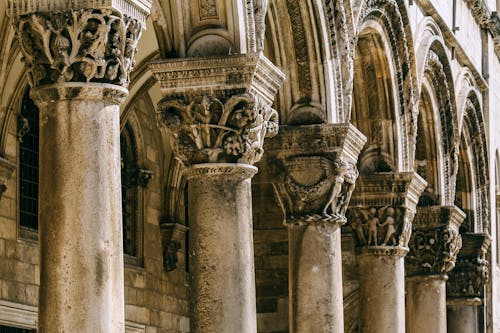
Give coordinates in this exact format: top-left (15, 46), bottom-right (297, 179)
top-left (121, 124), bottom-right (138, 258)
top-left (19, 88), bottom-right (39, 234)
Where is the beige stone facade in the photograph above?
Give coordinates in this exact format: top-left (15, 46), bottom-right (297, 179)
top-left (0, 0), bottom-right (499, 332)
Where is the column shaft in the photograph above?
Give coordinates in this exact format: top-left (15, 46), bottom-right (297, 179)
top-left (187, 164), bottom-right (257, 333)
top-left (38, 94), bottom-right (124, 332)
top-left (289, 224), bottom-right (343, 332)
top-left (447, 305), bottom-right (479, 333)
top-left (406, 276), bottom-right (447, 333)
top-left (358, 253), bottom-right (405, 333)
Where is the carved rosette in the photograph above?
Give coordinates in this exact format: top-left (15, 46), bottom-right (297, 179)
top-left (151, 54), bottom-right (285, 166)
top-left (266, 124), bottom-right (366, 229)
top-left (406, 206), bottom-right (465, 277)
top-left (348, 173), bottom-right (427, 256)
top-left (447, 233), bottom-right (490, 300)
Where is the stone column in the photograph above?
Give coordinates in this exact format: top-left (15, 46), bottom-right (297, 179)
top-left (266, 124), bottom-right (366, 333)
top-left (446, 233), bottom-right (490, 333)
top-left (405, 206), bottom-right (465, 333)
top-left (8, 2), bottom-right (151, 331)
top-left (150, 54), bottom-right (285, 333)
top-left (348, 173), bottom-right (427, 333)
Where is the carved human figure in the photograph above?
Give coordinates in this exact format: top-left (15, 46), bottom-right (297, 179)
top-left (254, 0), bottom-right (268, 51)
top-left (379, 207), bottom-right (397, 245)
top-left (362, 207), bottom-right (380, 246)
top-left (338, 167), bottom-right (358, 216)
top-left (351, 209), bottom-right (366, 245)
top-left (322, 159), bottom-right (350, 218)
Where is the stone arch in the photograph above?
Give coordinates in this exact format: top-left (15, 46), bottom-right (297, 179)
top-left (415, 33), bottom-right (459, 205)
top-left (457, 90), bottom-right (489, 233)
top-left (354, 0), bottom-right (418, 171)
top-left (265, 0), bottom-right (341, 124)
top-left (351, 20), bottom-right (400, 174)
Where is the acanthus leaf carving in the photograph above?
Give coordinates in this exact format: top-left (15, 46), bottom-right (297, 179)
top-left (15, 9), bottom-right (142, 88)
top-left (158, 92), bottom-right (278, 166)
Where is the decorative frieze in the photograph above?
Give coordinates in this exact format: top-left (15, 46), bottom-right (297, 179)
top-left (151, 54), bottom-right (285, 166)
top-left (406, 206), bottom-right (465, 277)
top-left (266, 123), bottom-right (366, 228)
top-left (348, 173), bottom-right (427, 256)
top-left (447, 233), bottom-right (490, 300)
top-left (12, 9), bottom-right (143, 89)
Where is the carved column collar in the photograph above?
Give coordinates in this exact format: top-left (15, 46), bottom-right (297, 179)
top-left (406, 206), bottom-right (465, 277)
top-left (150, 54), bottom-right (285, 166)
top-left (447, 233), bottom-right (491, 300)
top-left (266, 123), bottom-right (367, 228)
top-left (348, 172), bottom-right (427, 256)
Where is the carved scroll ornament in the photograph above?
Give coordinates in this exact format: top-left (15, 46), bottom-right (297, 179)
top-left (158, 92), bottom-right (278, 166)
top-left (14, 9), bottom-right (142, 88)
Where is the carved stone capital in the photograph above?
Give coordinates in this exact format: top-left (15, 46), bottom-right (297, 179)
top-left (159, 222), bottom-right (188, 272)
top-left (0, 157), bottom-right (16, 199)
top-left (447, 233), bottom-right (491, 300)
top-left (11, 5), bottom-right (148, 90)
top-left (151, 54), bottom-right (285, 166)
top-left (348, 172), bottom-right (427, 257)
top-left (406, 206), bottom-right (465, 277)
top-left (266, 124), bottom-right (366, 228)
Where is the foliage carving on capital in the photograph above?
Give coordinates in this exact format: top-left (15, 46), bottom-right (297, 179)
top-left (15, 9), bottom-right (142, 88)
top-left (158, 92), bottom-right (278, 166)
top-left (406, 226), bottom-right (462, 276)
top-left (273, 156), bottom-right (359, 227)
top-left (447, 233), bottom-right (490, 299)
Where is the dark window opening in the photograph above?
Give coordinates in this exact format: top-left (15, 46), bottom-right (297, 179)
top-left (19, 88), bottom-right (39, 231)
top-left (121, 124), bottom-right (138, 257)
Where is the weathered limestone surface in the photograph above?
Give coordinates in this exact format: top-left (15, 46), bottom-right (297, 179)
top-left (267, 124), bottom-right (366, 333)
top-left (34, 85), bottom-right (126, 332)
top-left (406, 206), bottom-right (465, 333)
top-left (186, 164), bottom-right (257, 333)
top-left (349, 172), bottom-right (427, 333)
top-left (446, 233), bottom-right (490, 333)
top-left (151, 53), bottom-right (285, 333)
top-left (8, 1), bottom-right (151, 331)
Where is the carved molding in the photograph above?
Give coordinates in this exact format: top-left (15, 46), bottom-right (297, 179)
top-left (159, 222), bottom-right (188, 272)
top-left (151, 54), bottom-right (285, 166)
top-left (447, 233), bottom-right (491, 300)
top-left (0, 157), bottom-right (16, 200)
top-left (266, 123), bottom-right (366, 228)
top-left (406, 206), bottom-right (465, 277)
top-left (7, 0), bottom-right (152, 26)
top-left (348, 172), bottom-right (427, 256)
top-left (12, 8), bottom-right (144, 90)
